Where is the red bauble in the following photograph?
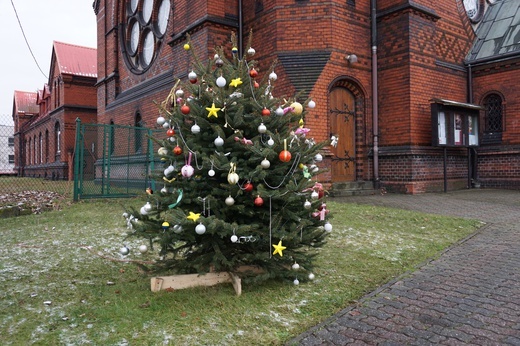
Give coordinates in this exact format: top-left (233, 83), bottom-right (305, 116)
top-left (261, 108), bottom-right (271, 116)
top-left (318, 189), bottom-right (325, 199)
top-left (167, 128), bottom-right (175, 137)
top-left (279, 150), bottom-right (292, 162)
top-left (254, 196), bottom-right (264, 207)
top-left (181, 105), bottom-right (190, 114)
top-left (254, 81), bottom-right (260, 88)
top-left (244, 182), bottom-right (254, 192)
top-left (189, 78), bottom-right (197, 84)
top-left (173, 146), bottom-right (183, 155)
top-left (249, 68), bottom-right (258, 78)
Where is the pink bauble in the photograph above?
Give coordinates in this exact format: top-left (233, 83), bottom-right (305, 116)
top-left (181, 165), bottom-right (194, 178)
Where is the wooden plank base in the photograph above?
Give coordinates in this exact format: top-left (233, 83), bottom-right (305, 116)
top-left (151, 272), bottom-right (242, 295)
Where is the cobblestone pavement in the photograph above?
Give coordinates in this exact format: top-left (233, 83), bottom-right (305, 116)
top-left (288, 189), bottom-right (520, 345)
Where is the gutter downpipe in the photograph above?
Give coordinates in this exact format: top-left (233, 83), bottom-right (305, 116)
top-left (238, 0), bottom-right (243, 59)
top-left (467, 63), bottom-right (476, 188)
top-left (371, 0), bottom-right (380, 189)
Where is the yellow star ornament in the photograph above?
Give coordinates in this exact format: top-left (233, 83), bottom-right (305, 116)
top-left (229, 78), bottom-right (243, 88)
top-left (187, 211), bottom-right (201, 222)
top-left (272, 240), bottom-right (287, 257)
top-left (206, 103), bottom-right (221, 118)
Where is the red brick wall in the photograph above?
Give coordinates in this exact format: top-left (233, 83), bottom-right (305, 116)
top-left (95, 0), bottom-right (519, 193)
top-left (471, 61), bottom-right (520, 189)
top-left (374, 0), bottom-right (479, 192)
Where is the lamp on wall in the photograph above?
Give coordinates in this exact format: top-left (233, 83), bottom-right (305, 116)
top-left (346, 54), bottom-right (358, 64)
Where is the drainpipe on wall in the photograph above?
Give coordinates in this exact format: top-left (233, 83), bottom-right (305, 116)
top-left (371, 0), bottom-right (380, 189)
top-left (467, 63), bottom-right (478, 188)
top-left (238, 0), bottom-right (243, 58)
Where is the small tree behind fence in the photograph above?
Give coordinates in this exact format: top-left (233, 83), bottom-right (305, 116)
top-left (73, 120), bottom-right (163, 200)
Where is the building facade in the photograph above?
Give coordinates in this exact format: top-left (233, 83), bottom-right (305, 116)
top-left (12, 42), bottom-right (97, 180)
top-left (93, 0), bottom-right (519, 193)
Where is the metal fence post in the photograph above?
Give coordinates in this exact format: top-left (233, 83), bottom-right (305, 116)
top-left (73, 118), bottom-right (82, 201)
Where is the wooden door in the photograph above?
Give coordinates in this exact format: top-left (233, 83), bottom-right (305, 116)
top-left (329, 87), bottom-right (356, 182)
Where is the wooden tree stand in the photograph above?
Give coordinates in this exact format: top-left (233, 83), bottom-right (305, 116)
top-left (152, 271), bottom-right (242, 295)
top-left (151, 266), bottom-right (263, 296)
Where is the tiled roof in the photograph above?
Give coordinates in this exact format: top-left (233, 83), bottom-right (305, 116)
top-left (13, 91), bottom-right (38, 114)
top-left (466, 0), bottom-right (520, 63)
top-left (53, 41), bottom-right (97, 78)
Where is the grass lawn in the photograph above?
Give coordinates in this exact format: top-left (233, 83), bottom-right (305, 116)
top-left (0, 197), bottom-right (482, 345)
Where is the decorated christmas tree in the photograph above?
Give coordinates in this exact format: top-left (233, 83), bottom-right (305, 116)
top-left (123, 32), bottom-right (332, 288)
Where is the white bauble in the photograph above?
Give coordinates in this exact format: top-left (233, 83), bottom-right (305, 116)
top-left (122, 212), bottom-right (128, 218)
top-left (120, 246), bottom-right (130, 256)
top-left (175, 89), bottom-right (184, 98)
top-left (208, 169), bottom-right (215, 177)
top-left (247, 47), bottom-right (256, 56)
top-left (140, 206), bottom-right (148, 215)
top-left (160, 187), bottom-right (168, 194)
top-left (293, 279), bottom-right (300, 285)
top-left (311, 191), bottom-right (319, 200)
top-left (156, 116), bottom-right (166, 126)
top-left (214, 136), bottom-right (224, 147)
top-left (157, 147), bottom-right (168, 156)
top-left (188, 71), bottom-right (197, 81)
top-left (261, 158), bottom-right (271, 169)
top-left (195, 224), bottom-right (206, 235)
top-left (139, 244), bottom-right (148, 254)
top-left (225, 195), bottom-right (235, 206)
top-left (227, 172), bottom-right (239, 184)
top-left (292, 263), bottom-right (300, 270)
top-left (275, 106), bottom-right (284, 116)
top-left (304, 200), bottom-right (312, 209)
top-left (307, 100), bottom-right (316, 109)
top-left (164, 165), bottom-right (174, 177)
top-left (173, 224), bottom-right (183, 234)
top-left (324, 222), bottom-right (333, 232)
top-left (168, 136), bottom-right (176, 143)
top-left (143, 202), bottom-right (152, 212)
top-left (162, 121), bottom-right (170, 129)
top-left (308, 273), bottom-right (315, 280)
top-left (314, 153), bottom-right (323, 162)
top-left (231, 235), bottom-right (238, 243)
top-left (258, 123), bottom-right (267, 134)
top-left (191, 124), bottom-right (200, 134)
top-left (310, 164), bottom-right (319, 173)
top-left (269, 71), bottom-right (278, 81)
top-left (216, 76), bottom-right (227, 88)
top-left (267, 137), bottom-right (274, 146)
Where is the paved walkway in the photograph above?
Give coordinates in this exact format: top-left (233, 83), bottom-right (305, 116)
top-left (288, 189), bottom-right (520, 345)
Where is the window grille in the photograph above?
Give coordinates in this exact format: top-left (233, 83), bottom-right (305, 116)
top-left (483, 94), bottom-right (502, 133)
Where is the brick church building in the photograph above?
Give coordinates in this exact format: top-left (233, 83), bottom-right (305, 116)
top-left (93, 0), bottom-right (519, 194)
top-left (12, 42), bottom-right (97, 180)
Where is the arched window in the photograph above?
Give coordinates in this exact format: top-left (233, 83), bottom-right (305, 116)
top-left (39, 132), bottom-right (43, 163)
top-left (33, 135), bottom-right (37, 165)
top-left (45, 130), bottom-right (49, 162)
top-left (28, 138), bottom-right (32, 165)
top-left (55, 122), bottom-right (61, 156)
top-left (135, 113), bottom-right (143, 153)
top-left (483, 93), bottom-right (503, 144)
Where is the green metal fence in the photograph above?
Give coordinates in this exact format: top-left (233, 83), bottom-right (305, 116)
top-left (73, 119), bottom-right (161, 200)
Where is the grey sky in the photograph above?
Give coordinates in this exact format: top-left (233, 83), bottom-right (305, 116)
top-left (0, 1), bottom-right (97, 125)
